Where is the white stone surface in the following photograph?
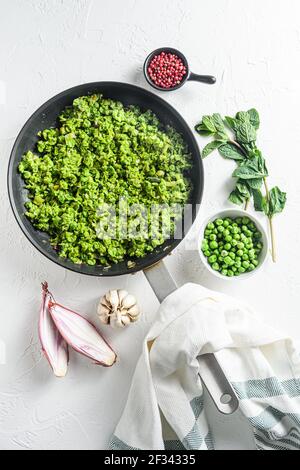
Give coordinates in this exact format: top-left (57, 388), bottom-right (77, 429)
top-left (0, 0), bottom-right (299, 450)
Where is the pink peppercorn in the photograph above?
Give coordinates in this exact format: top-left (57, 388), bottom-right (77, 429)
top-left (147, 52), bottom-right (187, 89)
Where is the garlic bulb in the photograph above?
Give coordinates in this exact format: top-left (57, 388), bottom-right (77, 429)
top-left (97, 289), bottom-right (140, 328)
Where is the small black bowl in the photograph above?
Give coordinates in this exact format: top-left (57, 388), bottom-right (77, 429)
top-left (143, 47), bottom-right (216, 91)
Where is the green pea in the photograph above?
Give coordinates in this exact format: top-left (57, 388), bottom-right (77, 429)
top-left (204, 250), bottom-right (211, 257)
top-left (221, 250), bottom-right (228, 257)
top-left (227, 270), bottom-right (234, 277)
top-left (235, 261), bottom-right (241, 268)
top-left (224, 243), bottom-right (231, 251)
top-left (248, 263), bottom-right (255, 271)
top-left (215, 219), bottom-right (223, 226)
top-left (223, 220), bottom-right (229, 227)
top-left (231, 239), bottom-right (238, 247)
top-left (221, 269), bottom-right (228, 276)
top-left (229, 252), bottom-right (235, 259)
top-left (209, 255), bottom-right (217, 263)
top-left (238, 266), bottom-right (246, 273)
top-left (242, 253), bottom-right (249, 261)
top-left (217, 225), bottom-right (225, 233)
top-left (207, 222), bottom-right (214, 230)
top-left (236, 217), bottom-right (242, 225)
top-left (223, 229), bottom-right (230, 237)
top-left (237, 242), bottom-right (244, 250)
top-left (209, 241), bottom-right (218, 249)
top-left (242, 260), bottom-right (250, 269)
top-left (232, 227), bottom-right (239, 234)
top-left (242, 225), bottom-right (248, 232)
top-left (235, 256), bottom-right (241, 263)
top-left (232, 266), bottom-right (237, 272)
top-left (253, 259), bottom-right (259, 266)
top-left (225, 235), bottom-right (232, 242)
top-left (209, 234), bottom-right (217, 241)
top-left (212, 262), bottom-right (220, 271)
top-left (233, 233), bottom-right (241, 240)
top-left (248, 249), bottom-right (255, 259)
top-left (236, 249), bottom-right (243, 257)
top-left (254, 231), bottom-right (262, 239)
top-left (224, 256), bottom-right (234, 266)
top-left (205, 229), bottom-right (211, 236)
top-left (242, 217), bottom-right (250, 225)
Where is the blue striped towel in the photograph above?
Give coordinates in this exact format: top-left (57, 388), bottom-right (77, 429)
top-left (109, 283), bottom-right (300, 450)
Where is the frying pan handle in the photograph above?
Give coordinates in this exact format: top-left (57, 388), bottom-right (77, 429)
top-left (188, 72), bottom-right (216, 85)
top-left (143, 261), bottom-right (238, 415)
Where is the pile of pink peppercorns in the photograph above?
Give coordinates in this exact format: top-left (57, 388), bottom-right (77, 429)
top-left (147, 52), bottom-right (187, 89)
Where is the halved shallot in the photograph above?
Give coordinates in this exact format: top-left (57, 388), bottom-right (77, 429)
top-left (39, 282), bottom-right (69, 377)
top-left (48, 301), bottom-right (117, 367)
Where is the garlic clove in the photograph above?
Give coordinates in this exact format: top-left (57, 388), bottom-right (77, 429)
top-left (107, 290), bottom-right (119, 309)
top-left (127, 304), bottom-right (140, 318)
top-left (121, 315), bottom-right (131, 326)
top-left (100, 296), bottom-right (110, 309)
top-left (111, 313), bottom-right (123, 329)
top-left (97, 303), bottom-right (110, 317)
top-left (129, 315), bottom-right (139, 323)
top-left (99, 313), bottom-right (109, 325)
top-left (121, 294), bottom-right (137, 309)
top-left (117, 289), bottom-right (128, 304)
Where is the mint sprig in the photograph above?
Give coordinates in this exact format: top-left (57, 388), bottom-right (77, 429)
top-left (195, 109), bottom-right (286, 262)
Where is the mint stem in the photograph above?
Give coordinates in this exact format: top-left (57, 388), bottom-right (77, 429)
top-left (263, 177), bottom-right (276, 262)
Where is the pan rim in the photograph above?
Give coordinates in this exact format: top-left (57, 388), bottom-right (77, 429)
top-left (7, 81), bottom-right (204, 277)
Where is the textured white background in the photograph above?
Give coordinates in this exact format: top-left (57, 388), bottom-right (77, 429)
top-left (0, 0), bottom-right (300, 450)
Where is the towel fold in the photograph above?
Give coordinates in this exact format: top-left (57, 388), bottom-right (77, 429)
top-left (110, 283), bottom-right (300, 450)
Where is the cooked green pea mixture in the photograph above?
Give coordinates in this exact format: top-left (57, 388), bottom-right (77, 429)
top-left (19, 94), bottom-right (192, 266)
top-left (201, 216), bottom-right (263, 276)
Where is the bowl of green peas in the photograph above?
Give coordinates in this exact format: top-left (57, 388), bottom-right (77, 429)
top-left (199, 209), bottom-right (268, 279)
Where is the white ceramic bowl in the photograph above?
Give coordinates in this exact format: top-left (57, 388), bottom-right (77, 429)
top-left (198, 209), bottom-right (269, 280)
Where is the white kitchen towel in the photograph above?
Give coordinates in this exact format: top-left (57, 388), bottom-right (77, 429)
top-left (109, 283), bottom-right (300, 450)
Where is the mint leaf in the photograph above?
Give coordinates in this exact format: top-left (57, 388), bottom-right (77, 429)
top-left (236, 122), bottom-right (256, 144)
top-left (202, 141), bottom-right (224, 159)
top-left (252, 189), bottom-right (268, 213)
top-left (236, 111), bottom-right (250, 123)
top-left (219, 143), bottom-right (244, 161)
top-left (233, 154), bottom-right (268, 180)
top-left (268, 186), bottom-right (287, 217)
top-left (228, 188), bottom-right (245, 206)
top-left (247, 177), bottom-right (263, 189)
top-left (202, 116), bottom-right (217, 133)
top-left (247, 108), bottom-right (260, 130)
top-left (233, 164), bottom-right (265, 180)
top-left (225, 116), bottom-right (238, 131)
top-left (236, 180), bottom-right (251, 198)
top-left (195, 122), bottom-right (214, 136)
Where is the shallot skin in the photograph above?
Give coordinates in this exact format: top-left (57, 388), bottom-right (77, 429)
top-left (39, 283), bottom-right (69, 377)
top-left (49, 301), bottom-right (117, 367)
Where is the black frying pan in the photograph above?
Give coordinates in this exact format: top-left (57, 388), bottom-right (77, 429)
top-left (7, 82), bottom-right (204, 277)
top-left (7, 83), bottom-right (239, 414)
